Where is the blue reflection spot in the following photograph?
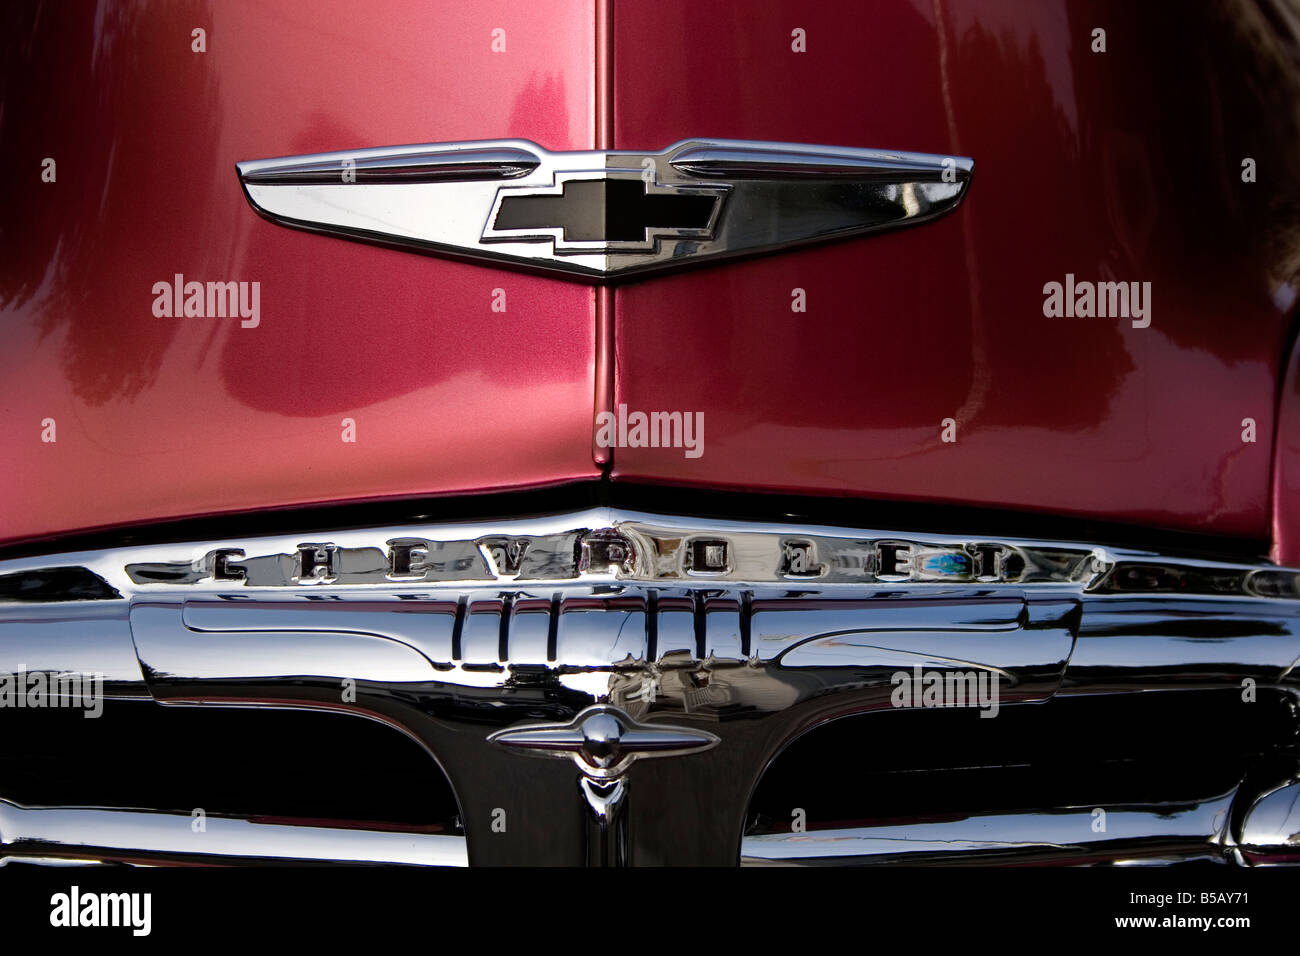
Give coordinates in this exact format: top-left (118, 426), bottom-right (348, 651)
top-left (924, 553), bottom-right (969, 576)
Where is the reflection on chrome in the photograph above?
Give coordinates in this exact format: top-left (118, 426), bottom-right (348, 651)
top-left (1, 509), bottom-right (1299, 865)
top-left (1238, 777), bottom-right (1300, 864)
top-left (0, 800), bottom-right (467, 867)
top-left (740, 794), bottom-right (1233, 866)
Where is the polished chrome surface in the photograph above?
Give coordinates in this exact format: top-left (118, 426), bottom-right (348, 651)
top-left (238, 144), bottom-right (540, 184)
top-left (579, 778), bottom-right (627, 867)
top-left (0, 604), bottom-right (148, 693)
top-left (3, 508), bottom-right (1300, 865)
top-left (487, 704), bottom-right (714, 864)
top-left (237, 139), bottom-right (974, 278)
top-left (96, 508), bottom-right (1300, 600)
top-left (741, 792), bottom-right (1235, 866)
top-left (1238, 777), bottom-right (1300, 863)
top-left (668, 143), bottom-right (960, 180)
top-left (0, 799), bottom-right (466, 867)
top-left (488, 705), bottom-right (718, 781)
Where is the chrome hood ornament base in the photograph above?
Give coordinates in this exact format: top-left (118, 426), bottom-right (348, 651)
top-left (237, 139), bottom-right (974, 278)
top-left (488, 705), bottom-right (719, 782)
top-left (489, 704), bottom-right (718, 864)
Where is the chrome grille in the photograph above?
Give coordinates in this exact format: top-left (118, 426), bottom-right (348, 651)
top-left (1, 508), bottom-right (1298, 866)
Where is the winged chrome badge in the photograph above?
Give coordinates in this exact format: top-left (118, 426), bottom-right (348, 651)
top-left (487, 704), bottom-right (719, 864)
top-left (236, 139), bottom-right (973, 279)
top-left (487, 704), bottom-right (720, 782)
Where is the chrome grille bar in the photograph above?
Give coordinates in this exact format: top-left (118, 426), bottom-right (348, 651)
top-left (741, 793), bottom-right (1235, 866)
top-left (0, 800), bottom-right (466, 867)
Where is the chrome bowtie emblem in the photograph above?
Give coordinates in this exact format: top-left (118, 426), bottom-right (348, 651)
top-left (237, 139), bottom-right (973, 279)
top-left (482, 170), bottom-right (727, 252)
top-left (488, 704), bottom-right (718, 781)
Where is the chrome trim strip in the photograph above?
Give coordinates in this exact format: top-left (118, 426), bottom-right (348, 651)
top-left (0, 507), bottom-right (1274, 600)
top-left (740, 793), bottom-right (1235, 866)
top-left (123, 590), bottom-right (1078, 715)
top-left (0, 800), bottom-right (467, 867)
top-left (669, 144), bottom-right (960, 180)
top-left (0, 604), bottom-right (148, 692)
top-left (238, 144), bottom-right (541, 184)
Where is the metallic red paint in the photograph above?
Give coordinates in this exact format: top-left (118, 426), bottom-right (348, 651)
top-left (0, 0), bottom-right (599, 545)
top-left (610, 0), bottom-right (1299, 541)
top-left (3, 0), bottom-right (1298, 553)
top-left (1272, 333), bottom-right (1300, 565)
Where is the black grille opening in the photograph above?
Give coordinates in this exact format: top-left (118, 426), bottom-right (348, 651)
top-left (746, 688), bottom-right (1299, 835)
top-left (0, 700), bottom-right (460, 833)
top-left (0, 567), bottom-right (119, 601)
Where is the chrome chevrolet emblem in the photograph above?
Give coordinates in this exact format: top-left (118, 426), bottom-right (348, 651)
top-left (482, 169), bottom-right (727, 252)
top-left (488, 704), bottom-right (718, 781)
top-left (237, 139), bottom-right (973, 278)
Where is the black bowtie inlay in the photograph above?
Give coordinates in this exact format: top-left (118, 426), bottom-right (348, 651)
top-left (493, 178), bottom-right (717, 242)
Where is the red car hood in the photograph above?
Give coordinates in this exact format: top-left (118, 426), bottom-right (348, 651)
top-left (609, 0), bottom-right (1298, 542)
top-left (2, 0), bottom-right (1297, 548)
